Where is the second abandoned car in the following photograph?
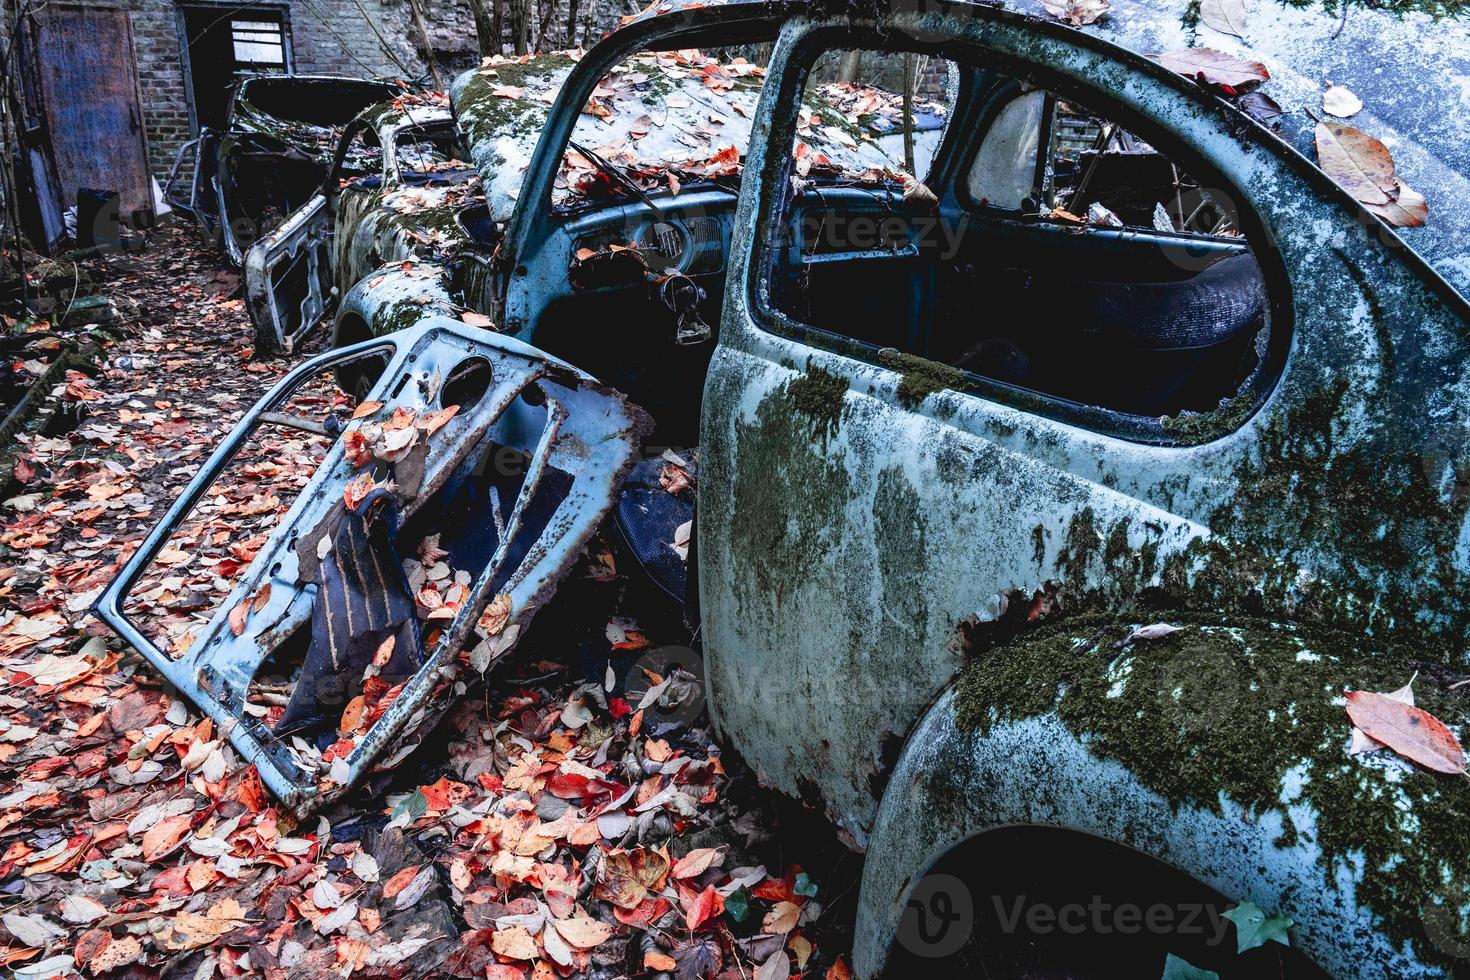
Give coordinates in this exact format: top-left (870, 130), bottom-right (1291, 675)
top-left (103, 0), bottom-right (1470, 976)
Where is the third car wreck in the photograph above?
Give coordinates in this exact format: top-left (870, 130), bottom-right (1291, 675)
top-left (165, 74), bottom-right (401, 266)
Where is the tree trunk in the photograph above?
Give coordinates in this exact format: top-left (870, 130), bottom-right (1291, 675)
top-left (467, 0), bottom-right (498, 59)
top-left (902, 51), bottom-right (916, 175)
top-left (490, 0), bottom-right (505, 57)
top-left (565, 0), bottom-right (580, 49)
top-left (510, 0), bottom-right (530, 55)
top-left (534, 0), bottom-right (555, 52)
top-left (405, 0), bottom-right (445, 90)
top-left (836, 49), bottom-right (862, 83)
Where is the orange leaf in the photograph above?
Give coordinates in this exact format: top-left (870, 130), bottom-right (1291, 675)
top-left (382, 864), bottom-right (421, 899)
top-left (142, 813), bottom-right (193, 863)
top-left (227, 601), bottom-right (249, 637)
top-left (672, 846), bottom-right (721, 879)
top-left (645, 950), bottom-right (677, 971)
top-left (826, 955), bottom-right (854, 980)
top-left (1345, 691), bottom-right (1464, 773)
top-left (352, 400), bottom-right (384, 419)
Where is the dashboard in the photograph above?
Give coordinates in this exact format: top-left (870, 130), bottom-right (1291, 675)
top-left (561, 183), bottom-right (916, 291)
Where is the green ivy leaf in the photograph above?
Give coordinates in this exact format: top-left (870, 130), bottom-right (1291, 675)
top-left (1223, 901), bottom-right (1293, 953)
top-left (1160, 953), bottom-right (1219, 980)
top-left (793, 872), bottom-right (818, 898)
top-left (725, 886), bottom-right (750, 923)
top-left (392, 789), bottom-right (428, 824)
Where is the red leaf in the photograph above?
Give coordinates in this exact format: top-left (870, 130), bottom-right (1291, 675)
top-left (1346, 691), bottom-right (1464, 773)
top-left (383, 864), bottom-right (421, 899)
top-left (683, 883), bottom-right (724, 930)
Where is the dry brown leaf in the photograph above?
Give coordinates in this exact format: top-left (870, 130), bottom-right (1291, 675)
top-left (164, 897), bottom-right (246, 950)
top-left (491, 924), bottom-right (539, 960)
top-left (478, 592), bottom-right (513, 636)
top-left (1155, 48), bottom-right (1268, 90)
top-left (763, 900), bottom-right (801, 935)
top-left (1041, 0), bottom-right (1111, 25)
top-left (1315, 120), bottom-right (1398, 206)
top-left (551, 914), bottom-right (613, 949)
top-left (1365, 181), bottom-right (1428, 228)
top-left (351, 400), bottom-right (384, 420)
top-left (1345, 690), bottom-right (1464, 773)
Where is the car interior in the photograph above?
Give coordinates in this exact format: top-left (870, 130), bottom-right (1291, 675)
top-left (494, 44), bottom-right (1271, 611)
top-left (512, 46), bottom-right (1268, 456)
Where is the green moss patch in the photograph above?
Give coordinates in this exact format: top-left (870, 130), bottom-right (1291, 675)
top-left (956, 617), bottom-right (1470, 964)
top-left (877, 349), bottom-right (964, 409)
top-left (786, 364), bottom-right (849, 443)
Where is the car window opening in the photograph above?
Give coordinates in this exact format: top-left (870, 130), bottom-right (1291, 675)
top-left (769, 52), bottom-right (1270, 423)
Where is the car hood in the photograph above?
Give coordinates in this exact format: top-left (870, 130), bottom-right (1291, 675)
top-left (450, 50), bottom-right (930, 225)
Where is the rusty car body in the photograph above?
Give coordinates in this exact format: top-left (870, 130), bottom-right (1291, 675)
top-left (106, 0), bottom-right (1470, 976)
top-left (165, 74), bottom-right (400, 266)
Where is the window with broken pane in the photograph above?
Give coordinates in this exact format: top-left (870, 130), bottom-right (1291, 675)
top-left (765, 50), bottom-right (1271, 422)
top-left (554, 47), bottom-right (772, 210)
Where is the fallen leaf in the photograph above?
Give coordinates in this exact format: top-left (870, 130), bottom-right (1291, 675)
top-left (1200, 0), bottom-right (1248, 37)
top-left (1365, 180), bottom-right (1428, 228)
top-left (1041, 0), bottom-right (1111, 25)
top-left (1345, 690), bottom-right (1464, 773)
top-left (1222, 900), bottom-right (1292, 952)
top-left (1315, 120), bottom-right (1398, 206)
top-left (1322, 83), bottom-right (1363, 118)
top-left (141, 812), bottom-right (193, 862)
top-left (683, 884), bottom-right (724, 930)
top-left (1123, 623), bottom-right (1184, 644)
top-left (756, 950), bottom-right (791, 980)
top-left (763, 900), bottom-right (801, 935)
top-left (492, 924), bottom-right (539, 960)
top-left (551, 914), bottom-right (613, 949)
top-left (1155, 48), bottom-right (1268, 91)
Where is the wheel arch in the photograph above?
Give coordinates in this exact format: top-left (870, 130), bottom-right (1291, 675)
top-left (855, 622), bottom-right (1461, 979)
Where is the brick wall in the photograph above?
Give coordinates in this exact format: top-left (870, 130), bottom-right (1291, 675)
top-left (8, 0), bottom-right (627, 191)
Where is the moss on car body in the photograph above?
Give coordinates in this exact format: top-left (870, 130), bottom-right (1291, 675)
top-left (956, 618), bottom-right (1470, 962)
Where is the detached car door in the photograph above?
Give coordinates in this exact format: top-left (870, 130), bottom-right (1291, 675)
top-left (244, 120), bottom-right (386, 354)
top-left (700, 8), bottom-right (1470, 871)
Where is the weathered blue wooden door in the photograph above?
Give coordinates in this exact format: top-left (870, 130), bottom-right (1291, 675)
top-left (33, 5), bottom-right (153, 219)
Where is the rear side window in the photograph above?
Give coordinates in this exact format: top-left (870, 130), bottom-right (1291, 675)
top-left (762, 48), bottom-right (1273, 426)
top-left (967, 90), bottom-right (1046, 210)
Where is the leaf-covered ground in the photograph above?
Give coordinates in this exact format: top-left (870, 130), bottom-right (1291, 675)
top-left (0, 228), bottom-right (859, 979)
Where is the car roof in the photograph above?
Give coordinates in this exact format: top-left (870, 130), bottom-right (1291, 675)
top-left (627, 0), bottom-right (1470, 298)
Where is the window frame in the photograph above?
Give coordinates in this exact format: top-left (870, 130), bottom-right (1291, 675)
top-left (745, 23), bottom-right (1291, 446)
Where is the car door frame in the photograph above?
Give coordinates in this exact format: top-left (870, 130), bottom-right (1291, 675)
top-left (492, 3), bottom-right (790, 339)
top-left (242, 116), bottom-right (386, 354)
